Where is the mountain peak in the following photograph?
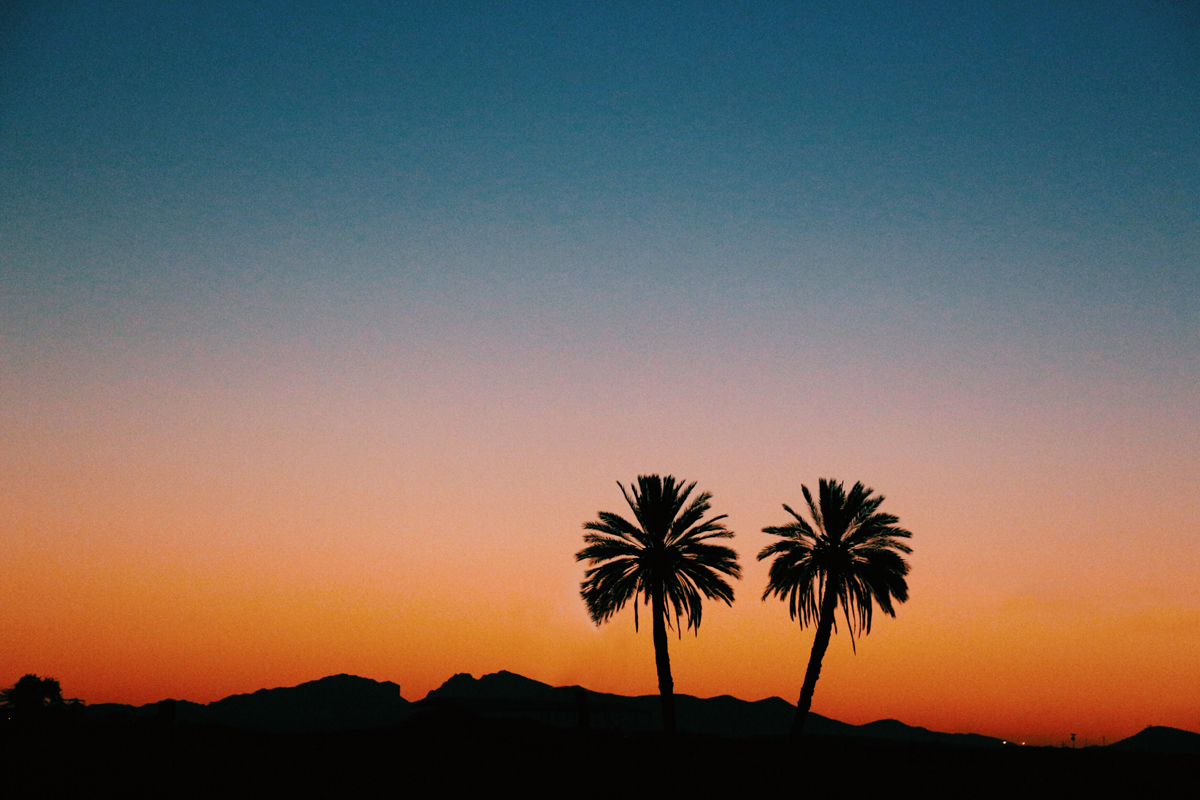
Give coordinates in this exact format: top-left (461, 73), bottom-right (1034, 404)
top-left (427, 670), bottom-right (557, 701)
top-left (1110, 725), bottom-right (1200, 754)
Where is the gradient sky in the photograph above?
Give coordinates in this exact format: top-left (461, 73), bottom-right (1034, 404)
top-left (2, 1), bottom-right (1197, 747)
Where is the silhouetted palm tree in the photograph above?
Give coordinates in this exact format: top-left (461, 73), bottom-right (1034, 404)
top-left (577, 475), bottom-right (740, 735)
top-left (758, 479), bottom-right (912, 741)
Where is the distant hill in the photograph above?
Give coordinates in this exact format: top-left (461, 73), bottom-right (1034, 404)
top-left (1109, 726), bottom-right (1200, 755)
top-left (85, 674), bottom-right (412, 733)
top-left (425, 670), bottom-right (1003, 747)
top-left (78, 670), bottom-right (1197, 750)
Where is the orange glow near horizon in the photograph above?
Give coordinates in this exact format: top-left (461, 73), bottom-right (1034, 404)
top-left (4, 382), bottom-right (1198, 750)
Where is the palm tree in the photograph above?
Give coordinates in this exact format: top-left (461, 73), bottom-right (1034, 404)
top-left (758, 478), bottom-right (912, 741)
top-left (576, 474), bottom-right (741, 735)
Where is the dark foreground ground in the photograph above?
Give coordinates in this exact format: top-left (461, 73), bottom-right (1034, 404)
top-left (2, 709), bottom-right (1193, 799)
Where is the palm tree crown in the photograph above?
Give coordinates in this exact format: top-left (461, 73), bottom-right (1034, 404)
top-left (577, 475), bottom-right (740, 634)
top-left (759, 479), bottom-right (911, 640)
top-left (576, 474), bottom-right (740, 734)
top-left (758, 478), bottom-right (912, 740)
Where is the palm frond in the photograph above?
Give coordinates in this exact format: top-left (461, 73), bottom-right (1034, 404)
top-left (577, 474), bottom-right (741, 634)
top-left (759, 478), bottom-right (911, 642)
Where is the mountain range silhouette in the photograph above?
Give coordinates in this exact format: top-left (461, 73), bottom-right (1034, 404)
top-left (80, 671), bottom-right (1199, 753)
top-left (84, 673), bottom-right (410, 733)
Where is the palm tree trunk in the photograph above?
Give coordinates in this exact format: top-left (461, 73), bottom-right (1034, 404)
top-left (791, 587), bottom-right (839, 742)
top-left (650, 584), bottom-right (676, 735)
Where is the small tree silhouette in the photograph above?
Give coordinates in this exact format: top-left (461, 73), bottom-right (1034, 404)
top-left (2, 674), bottom-right (65, 721)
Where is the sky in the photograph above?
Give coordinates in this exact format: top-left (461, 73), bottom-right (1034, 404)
top-left (2, 1), bottom-right (1197, 747)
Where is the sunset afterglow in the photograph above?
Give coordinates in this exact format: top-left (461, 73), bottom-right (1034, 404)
top-left (2, 2), bottom-right (1197, 749)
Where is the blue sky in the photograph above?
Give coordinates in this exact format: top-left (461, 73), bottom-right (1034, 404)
top-left (5, 1), bottom-right (1195, 452)
top-left (5, 2), bottom-right (1196, 295)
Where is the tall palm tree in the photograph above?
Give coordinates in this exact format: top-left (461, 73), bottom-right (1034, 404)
top-left (758, 478), bottom-right (912, 741)
top-left (577, 474), bottom-right (741, 735)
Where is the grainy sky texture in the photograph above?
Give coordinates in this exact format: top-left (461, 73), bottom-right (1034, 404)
top-left (2, 1), bottom-right (1197, 746)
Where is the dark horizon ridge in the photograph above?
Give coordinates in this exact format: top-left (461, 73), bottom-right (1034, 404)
top-left (63, 669), bottom-right (1198, 751)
